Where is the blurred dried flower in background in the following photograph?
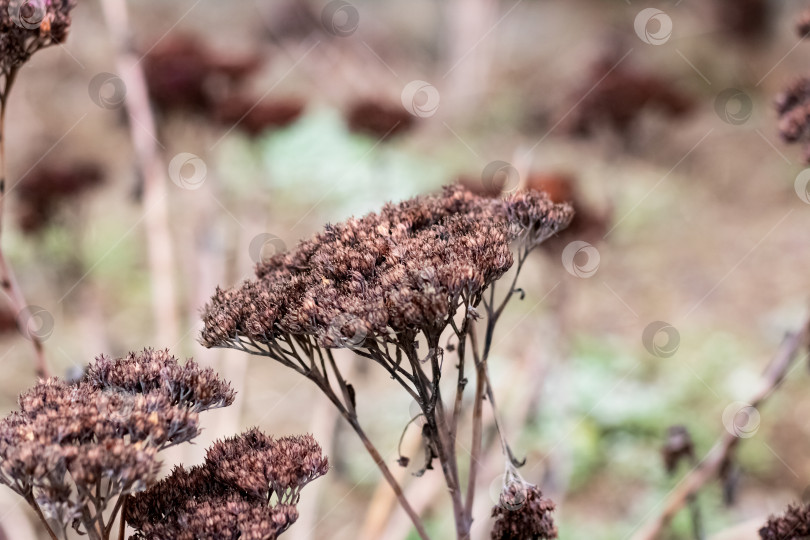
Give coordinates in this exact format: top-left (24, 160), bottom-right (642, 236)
top-left (797, 7), bottom-right (810, 38)
top-left (127, 428), bottom-right (328, 539)
top-left (563, 53), bottom-right (694, 141)
top-left (776, 78), bottom-right (810, 163)
top-left (261, 0), bottom-right (321, 43)
top-left (0, 0), bottom-right (75, 76)
top-left (15, 161), bottom-right (104, 234)
top-left (759, 502), bottom-right (810, 540)
top-left (711, 0), bottom-right (771, 42)
top-left (0, 349), bottom-right (234, 538)
top-left (490, 481), bottom-right (557, 540)
top-left (662, 425), bottom-right (695, 474)
top-left (214, 97), bottom-right (305, 137)
top-left (346, 99), bottom-right (415, 139)
top-left (143, 35), bottom-right (260, 116)
top-left (525, 172), bottom-right (609, 252)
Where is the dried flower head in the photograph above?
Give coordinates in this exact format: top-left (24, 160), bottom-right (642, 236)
top-left (143, 35), bottom-right (260, 116)
top-left (0, 0), bottom-right (74, 75)
top-left (127, 428), bottom-right (327, 539)
top-left (759, 502), bottom-right (810, 540)
top-left (346, 100), bottom-right (415, 139)
top-left (776, 77), bottom-right (810, 163)
top-left (525, 172), bottom-right (609, 252)
top-left (15, 161), bottom-right (104, 233)
top-left (214, 97), bottom-right (305, 137)
top-left (490, 480), bottom-right (558, 540)
top-left (201, 185), bottom-right (573, 350)
top-left (0, 349), bottom-right (234, 536)
top-left (563, 53), bottom-right (693, 140)
top-left (711, 0), bottom-right (771, 42)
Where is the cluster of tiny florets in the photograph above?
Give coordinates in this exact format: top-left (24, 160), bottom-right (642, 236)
top-left (126, 428), bottom-right (328, 539)
top-left (490, 483), bottom-right (558, 540)
top-left (201, 184), bottom-right (573, 350)
top-left (0, 349), bottom-right (233, 533)
top-left (0, 0), bottom-right (75, 75)
top-left (759, 503), bottom-right (810, 540)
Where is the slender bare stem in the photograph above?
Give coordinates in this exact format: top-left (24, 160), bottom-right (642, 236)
top-left (99, 0), bottom-right (179, 346)
top-left (26, 496), bottom-right (59, 540)
top-left (0, 68), bottom-right (51, 379)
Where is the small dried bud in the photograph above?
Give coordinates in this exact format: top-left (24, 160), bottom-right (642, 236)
top-left (490, 482), bottom-right (558, 540)
top-left (661, 425), bottom-right (695, 474)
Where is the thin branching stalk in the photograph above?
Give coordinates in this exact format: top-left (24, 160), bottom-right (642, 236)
top-left (0, 69), bottom-right (51, 379)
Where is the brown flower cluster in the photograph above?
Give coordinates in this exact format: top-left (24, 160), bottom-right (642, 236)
top-left (490, 483), bottom-right (558, 540)
top-left (214, 96), bottom-right (305, 137)
top-left (143, 35), bottom-right (305, 137)
top-left (0, 349), bottom-right (233, 536)
top-left (563, 53), bottom-right (693, 140)
top-left (759, 503), bottom-right (810, 540)
top-left (0, 0), bottom-right (74, 75)
top-left (346, 100), bottom-right (415, 139)
top-left (711, 0), bottom-right (771, 42)
top-left (776, 78), bottom-right (810, 163)
top-left (201, 185), bottom-right (573, 350)
top-left (15, 161), bottom-right (104, 233)
top-left (143, 35), bottom-right (259, 115)
top-left (127, 428), bottom-right (328, 539)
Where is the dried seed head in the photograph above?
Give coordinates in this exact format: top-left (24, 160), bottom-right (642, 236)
top-left (0, 0), bottom-right (75, 74)
top-left (0, 349), bottom-right (234, 534)
top-left (201, 185), bottom-right (573, 350)
top-left (127, 429), bottom-right (327, 539)
top-left (490, 481), bottom-right (558, 540)
top-left (759, 503), bottom-right (810, 540)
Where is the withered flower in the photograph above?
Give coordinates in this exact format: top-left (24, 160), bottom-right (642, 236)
top-left (562, 53), bottom-right (693, 141)
top-left (214, 97), bottom-right (305, 137)
top-left (15, 161), bottom-right (104, 234)
top-left (0, 349), bottom-right (234, 539)
top-left (127, 428), bottom-right (328, 540)
top-left (490, 480), bottom-right (558, 540)
top-left (346, 100), bottom-right (415, 139)
top-left (0, 0), bottom-right (74, 76)
top-left (202, 185), bottom-right (572, 349)
top-left (525, 172), bottom-right (609, 253)
top-left (143, 35), bottom-right (260, 116)
top-left (202, 185), bottom-right (572, 538)
top-left (759, 503), bottom-right (810, 540)
top-left (711, 0), bottom-right (771, 42)
top-left (776, 77), bottom-right (810, 163)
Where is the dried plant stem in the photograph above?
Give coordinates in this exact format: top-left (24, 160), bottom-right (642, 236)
top-left (99, 0), bottom-right (179, 347)
top-left (26, 496), bottom-right (59, 540)
top-left (631, 317), bottom-right (810, 540)
top-left (117, 495), bottom-right (127, 540)
top-left (316, 377), bottom-right (430, 540)
top-left (0, 70), bottom-right (51, 380)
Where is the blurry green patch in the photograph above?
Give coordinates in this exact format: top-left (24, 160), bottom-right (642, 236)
top-left (217, 107), bottom-right (448, 220)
